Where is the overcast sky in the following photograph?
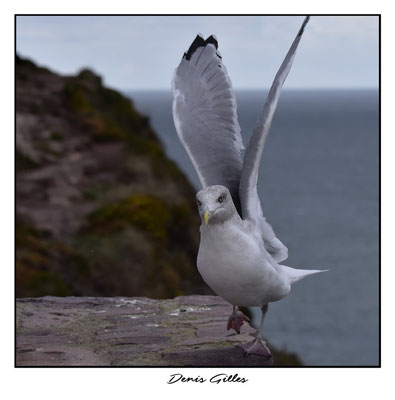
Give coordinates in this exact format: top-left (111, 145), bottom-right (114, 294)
top-left (16, 15), bottom-right (379, 90)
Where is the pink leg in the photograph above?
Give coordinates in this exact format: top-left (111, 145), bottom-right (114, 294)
top-left (237, 304), bottom-right (272, 359)
top-left (227, 306), bottom-right (250, 334)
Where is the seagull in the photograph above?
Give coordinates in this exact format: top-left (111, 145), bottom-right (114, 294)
top-left (172, 16), bottom-right (325, 358)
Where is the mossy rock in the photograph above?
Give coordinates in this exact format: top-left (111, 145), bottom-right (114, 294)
top-left (16, 58), bottom-right (205, 299)
top-left (84, 193), bottom-right (170, 241)
top-left (63, 81), bottom-right (95, 114)
top-left (16, 219), bottom-right (93, 297)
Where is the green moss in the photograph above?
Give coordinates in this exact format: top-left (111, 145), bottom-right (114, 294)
top-left (64, 81), bottom-right (94, 114)
top-left (16, 219), bottom-right (88, 297)
top-left (98, 87), bottom-right (138, 119)
top-left (16, 219), bottom-right (48, 251)
top-left (158, 262), bottom-right (182, 297)
top-left (63, 69), bottom-right (161, 150)
top-left (16, 206), bottom-right (199, 298)
top-left (84, 193), bottom-right (170, 241)
top-left (62, 69), bottom-right (176, 188)
top-left (16, 220), bottom-right (58, 296)
top-left (90, 117), bottom-right (128, 142)
top-left (82, 115), bottom-right (122, 142)
top-left (72, 193), bottom-right (200, 299)
top-left (144, 257), bottom-right (182, 299)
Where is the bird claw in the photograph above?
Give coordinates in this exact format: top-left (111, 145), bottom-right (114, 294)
top-left (227, 312), bottom-right (250, 334)
top-left (237, 338), bottom-right (272, 359)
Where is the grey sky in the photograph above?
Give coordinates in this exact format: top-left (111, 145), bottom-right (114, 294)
top-left (16, 15), bottom-right (379, 90)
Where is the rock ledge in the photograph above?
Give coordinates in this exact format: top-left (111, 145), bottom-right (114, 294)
top-left (16, 295), bottom-right (301, 366)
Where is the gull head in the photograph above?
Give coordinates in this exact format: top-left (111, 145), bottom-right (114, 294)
top-left (196, 185), bottom-right (237, 226)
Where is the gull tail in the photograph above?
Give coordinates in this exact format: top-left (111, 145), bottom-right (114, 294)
top-left (240, 267), bottom-right (328, 329)
top-left (279, 265), bottom-right (328, 285)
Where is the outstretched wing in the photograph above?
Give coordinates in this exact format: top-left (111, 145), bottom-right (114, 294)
top-left (239, 16), bottom-right (311, 262)
top-left (172, 35), bottom-right (244, 215)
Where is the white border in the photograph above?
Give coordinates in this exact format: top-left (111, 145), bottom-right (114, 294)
top-left (3, 0), bottom-right (393, 399)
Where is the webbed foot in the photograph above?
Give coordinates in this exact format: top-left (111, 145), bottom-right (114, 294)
top-left (237, 338), bottom-right (272, 359)
top-left (227, 312), bottom-right (250, 334)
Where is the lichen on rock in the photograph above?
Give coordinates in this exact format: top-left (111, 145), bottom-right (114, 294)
top-left (16, 296), bottom-right (302, 366)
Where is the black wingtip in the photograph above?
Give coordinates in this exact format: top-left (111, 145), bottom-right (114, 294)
top-left (184, 34), bottom-right (219, 61)
top-left (205, 35), bottom-right (218, 49)
top-left (297, 16), bottom-right (310, 37)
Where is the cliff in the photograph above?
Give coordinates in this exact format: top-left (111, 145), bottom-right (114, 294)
top-left (16, 295), bottom-right (301, 366)
top-left (15, 58), bottom-right (303, 366)
top-left (16, 56), bottom-right (207, 298)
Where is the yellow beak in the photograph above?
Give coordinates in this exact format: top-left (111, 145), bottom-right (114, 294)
top-left (204, 209), bottom-right (212, 225)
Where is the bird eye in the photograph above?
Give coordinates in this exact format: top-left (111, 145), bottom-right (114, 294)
top-left (197, 200), bottom-right (202, 206)
top-left (218, 195), bottom-right (225, 203)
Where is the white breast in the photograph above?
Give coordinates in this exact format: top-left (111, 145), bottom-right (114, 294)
top-left (197, 221), bottom-right (289, 306)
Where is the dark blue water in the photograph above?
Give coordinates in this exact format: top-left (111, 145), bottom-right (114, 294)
top-left (127, 89), bottom-right (379, 366)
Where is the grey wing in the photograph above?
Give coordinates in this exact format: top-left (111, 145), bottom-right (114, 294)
top-left (172, 35), bottom-right (244, 215)
top-left (239, 16), bottom-right (311, 262)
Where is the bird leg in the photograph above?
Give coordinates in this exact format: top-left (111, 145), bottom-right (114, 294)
top-left (237, 304), bottom-right (272, 358)
top-left (227, 305), bottom-right (249, 334)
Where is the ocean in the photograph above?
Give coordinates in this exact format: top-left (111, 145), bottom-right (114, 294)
top-left (127, 89), bottom-right (379, 366)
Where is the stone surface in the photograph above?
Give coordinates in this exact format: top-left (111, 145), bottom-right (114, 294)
top-left (16, 295), bottom-right (302, 366)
